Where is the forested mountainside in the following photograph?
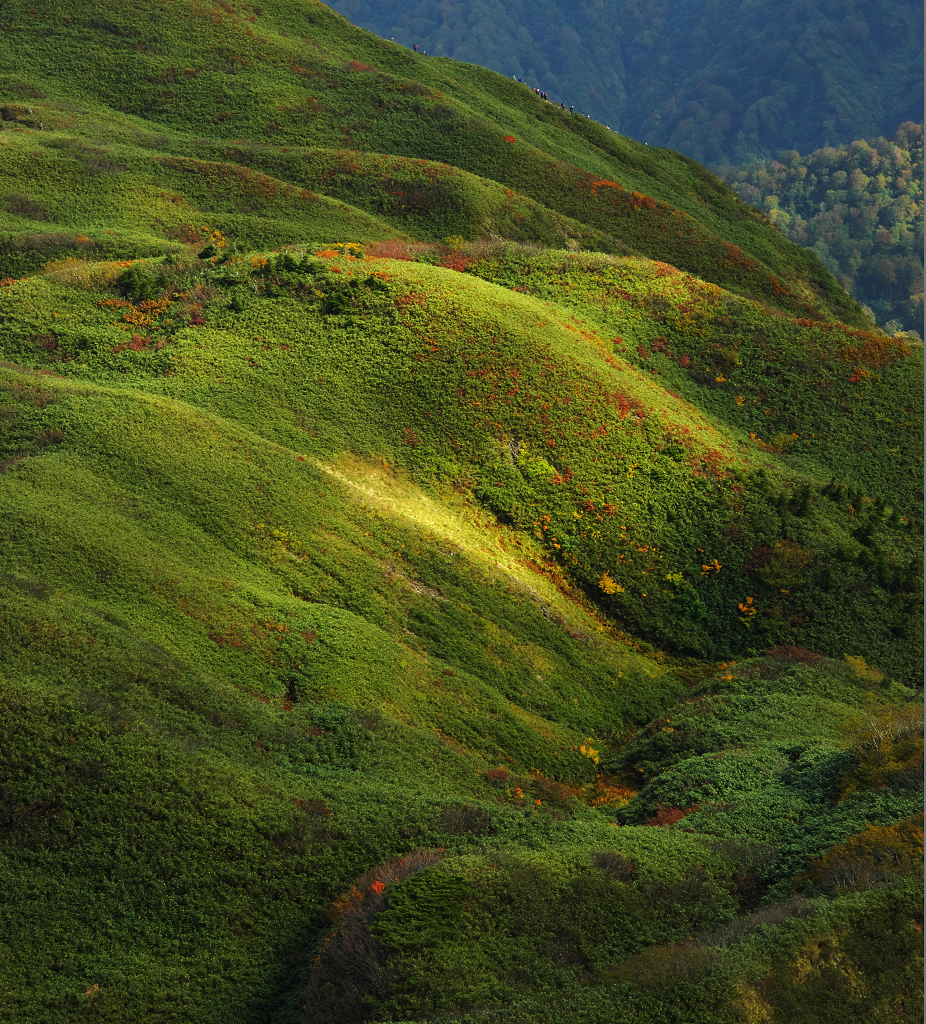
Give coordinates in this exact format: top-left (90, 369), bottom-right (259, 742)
top-left (328, 0), bottom-right (924, 164)
top-left (0, 2), bottom-right (921, 1022)
top-left (717, 122), bottom-right (924, 334)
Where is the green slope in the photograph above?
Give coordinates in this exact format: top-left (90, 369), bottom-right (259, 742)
top-left (0, 3), bottom-right (921, 1023)
top-left (2, 250), bottom-right (921, 674)
top-left (328, 0), bottom-right (924, 164)
top-left (0, 0), bottom-right (867, 324)
top-left (0, 245), bottom-right (921, 1021)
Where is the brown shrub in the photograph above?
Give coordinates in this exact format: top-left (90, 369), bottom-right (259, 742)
top-left (644, 803), bottom-right (699, 827)
top-left (796, 813), bottom-right (923, 894)
top-left (4, 193), bottom-right (48, 221)
top-left (839, 703), bottom-right (924, 796)
top-left (590, 850), bottom-right (637, 881)
top-left (440, 803), bottom-right (494, 836)
top-left (767, 646), bottom-right (824, 664)
top-left (604, 942), bottom-right (720, 989)
top-left (302, 850), bottom-right (445, 1024)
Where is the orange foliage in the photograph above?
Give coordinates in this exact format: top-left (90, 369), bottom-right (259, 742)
top-left (839, 332), bottom-right (911, 368)
top-left (589, 179), bottom-right (622, 197)
top-left (628, 190), bottom-right (658, 210)
top-left (721, 242), bottom-right (757, 271)
top-left (366, 240), bottom-right (417, 261)
top-left (589, 775), bottom-right (635, 807)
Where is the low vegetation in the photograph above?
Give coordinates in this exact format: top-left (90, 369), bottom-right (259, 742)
top-left (0, 2), bottom-right (920, 1022)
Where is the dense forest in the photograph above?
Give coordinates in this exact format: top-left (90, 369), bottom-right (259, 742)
top-left (328, 0), bottom-right (924, 164)
top-left (0, 1), bottom-right (921, 1022)
top-left (717, 122), bottom-right (924, 333)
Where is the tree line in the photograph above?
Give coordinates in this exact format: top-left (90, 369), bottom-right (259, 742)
top-left (717, 122), bottom-right (923, 334)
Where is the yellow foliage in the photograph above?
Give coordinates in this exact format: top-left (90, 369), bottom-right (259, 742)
top-left (317, 242), bottom-right (363, 259)
top-left (839, 700), bottom-right (923, 797)
top-left (588, 775), bottom-right (634, 807)
top-left (598, 571), bottom-right (623, 594)
top-left (769, 431), bottom-right (800, 452)
top-left (578, 740), bottom-right (600, 764)
top-left (844, 654), bottom-right (885, 684)
top-left (41, 258), bottom-right (131, 291)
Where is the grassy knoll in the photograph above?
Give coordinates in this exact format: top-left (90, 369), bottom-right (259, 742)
top-left (0, 2), bottom-right (920, 1022)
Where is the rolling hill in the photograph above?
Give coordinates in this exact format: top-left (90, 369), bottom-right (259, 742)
top-left (327, 0), bottom-right (924, 164)
top-left (0, 2), bottom-right (921, 1022)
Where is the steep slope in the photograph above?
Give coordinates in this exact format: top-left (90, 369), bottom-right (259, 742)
top-left (0, 0), bottom-right (866, 324)
top-left (0, 4), bottom-right (921, 1024)
top-left (328, 0), bottom-right (924, 163)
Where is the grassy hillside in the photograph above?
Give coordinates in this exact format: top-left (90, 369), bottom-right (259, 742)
top-left (328, 0), bottom-right (923, 164)
top-left (0, 3), bottom-right (921, 1023)
top-left (0, 0), bottom-right (868, 324)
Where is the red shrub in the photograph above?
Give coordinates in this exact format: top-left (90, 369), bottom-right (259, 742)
top-left (436, 252), bottom-right (476, 272)
top-left (644, 804), bottom-right (699, 827)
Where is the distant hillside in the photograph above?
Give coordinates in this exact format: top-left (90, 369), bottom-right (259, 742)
top-left (717, 122), bottom-right (924, 334)
top-left (328, 0), bottom-right (924, 164)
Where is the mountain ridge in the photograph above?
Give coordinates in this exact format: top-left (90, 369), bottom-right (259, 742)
top-left (328, 0), bottom-right (924, 164)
